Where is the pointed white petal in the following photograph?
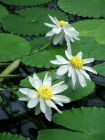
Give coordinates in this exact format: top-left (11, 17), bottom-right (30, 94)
top-left (64, 34), bottom-right (71, 47)
top-left (68, 65), bottom-right (72, 77)
top-left (83, 58), bottom-right (94, 64)
top-left (52, 95), bottom-right (71, 103)
top-left (52, 27), bottom-right (62, 34)
top-left (50, 60), bottom-right (63, 65)
top-left (45, 30), bottom-right (55, 37)
top-left (71, 68), bottom-right (77, 87)
top-left (48, 15), bottom-right (58, 25)
top-left (56, 65), bottom-right (69, 76)
top-left (77, 51), bottom-right (83, 58)
top-left (53, 32), bottom-right (63, 45)
top-left (43, 73), bottom-right (52, 86)
top-left (40, 98), bottom-right (46, 113)
top-left (65, 47), bottom-right (72, 59)
top-left (19, 88), bottom-right (37, 99)
top-left (45, 105), bottom-right (52, 121)
top-left (45, 100), bottom-right (62, 113)
top-left (76, 70), bottom-right (87, 87)
top-left (83, 66), bottom-right (97, 74)
top-left (27, 98), bottom-right (39, 108)
top-left (33, 73), bottom-right (42, 88)
top-left (44, 23), bottom-right (56, 28)
top-left (80, 69), bottom-right (91, 80)
top-left (56, 55), bottom-right (69, 64)
top-left (19, 96), bottom-right (29, 101)
top-left (52, 82), bottom-right (68, 94)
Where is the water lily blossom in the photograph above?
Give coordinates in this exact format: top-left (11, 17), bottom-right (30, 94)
top-left (51, 47), bottom-right (97, 88)
top-left (45, 15), bottom-right (80, 47)
top-left (19, 73), bottom-right (70, 121)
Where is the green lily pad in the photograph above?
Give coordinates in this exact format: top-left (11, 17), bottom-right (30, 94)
top-left (93, 63), bottom-right (105, 77)
top-left (64, 80), bottom-right (95, 101)
top-left (58, 0), bottom-right (105, 18)
top-left (0, 33), bottom-right (31, 62)
top-left (0, 5), bottom-right (8, 23)
top-left (38, 107), bottom-right (105, 140)
top-left (2, 8), bottom-right (67, 35)
top-left (0, 133), bottom-right (29, 140)
top-left (3, 0), bottom-right (53, 6)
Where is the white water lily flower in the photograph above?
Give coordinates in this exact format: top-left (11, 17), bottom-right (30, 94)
top-left (19, 73), bottom-right (70, 121)
top-left (45, 15), bottom-right (80, 47)
top-left (51, 47), bottom-right (97, 88)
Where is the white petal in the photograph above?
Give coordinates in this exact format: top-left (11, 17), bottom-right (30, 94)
top-left (76, 70), bottom-right (87, 87)
top-left (80, 69), bottom-right (91, 80)
top-left (27, 98), bottom-right (39, 108)
top-left (54, 100), bottom-right (64, 106)
top-left (52, 27), bottom-right (62, 34)
top-left (52, 82), bottom-right (68, 94)
top-left (52, 95), bottom-right (71, 103)
top-left (40, 98), bottom-right (46, 113)
top-left (33, 73), bottom-right (42, 88)
top-left (45, 100), bottom-right (62, 113)
top-left (65, 47), bottom-right (72, 59)
top-left (19, 88), bottom-right (37, 99)
top-left (71, 68), bottom-right (77, 87)
top-left (56, 55), bottom-right (69, 64)
top-left (45, 30), bottom-right (55, 37)
top-left (83, 58), bottom-right (94, 64)
top-left (77, 52), bottom-right (83, 58)
top-left (45, 105), bottom-right (52, 121)
top-left (64, 34), bottom-right (71, 47)
top-left (68, 65), bottom-right (72, 77)
top-left (57, 65), bottom-right (69, 76)
top-left (50, 59), bottom-right (63, 65)
top-left (48, 15), bottom-right (58, 26)
top-left (53, 32), bottom-right (63, 45)
top-left (44, 23), bottom-right (56, 28)
top-left (43, 73), bottom-right (52, 86)
top-left (19, 96), bottom-right (29, 101)
top-left (83, 66), bottom-right (97, 74)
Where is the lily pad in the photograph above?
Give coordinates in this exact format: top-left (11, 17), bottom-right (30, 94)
top-left (93, 63), bottom-right (105, 77)
top-left (58, 0), bottom-right (105, 18)
top-left (2, 8), bottom-right (67, 35)
top-left (38, 107), bottom-right (105, 140)
top-left (0, 33), bottom-right (31, 62)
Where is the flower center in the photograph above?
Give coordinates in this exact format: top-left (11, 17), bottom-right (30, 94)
top-left (59, 20), bottom-right (68, 27)
top-left (70, 56), bottom-right (84, 69)
top-left (37, 85), bottom-right (53, 100)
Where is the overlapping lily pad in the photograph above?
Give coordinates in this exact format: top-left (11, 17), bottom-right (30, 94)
top-left (93, 63), bottom-right (105, 77)
top-left (0, 5), bottom-right (8, 23)
top-left (38, 107), bottom-right (105, 140)
top-left (3, 0), bottom-right (53, 6)
top-left (0, 133), bottom-right (29, 140)
top-left (0, 33), bottom-right (31, 62)
top-left (1, 8), bottom-right (67, 35)
top-left (58, 0), bottom-right (105, 18)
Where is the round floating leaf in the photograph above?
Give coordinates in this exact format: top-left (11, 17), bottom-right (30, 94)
top-left (0, 5), bottom-right (8, 23)
top-left (93, 63), bottom-right (105, 77)
top-left (0, 33), bottom-right (31, 62)
top-left (72, 37), bottom-right (105, 61)
top-left (72, 20), bottom-right (105, 38)
top-left (95, 23), bottom-right (105, 45)
top-left (2, 8), bottom-right (67, 35)
top-left (22, 46), bottom-right (65, 68)
top-left (64, 80), bottom-right (95, 101)
top-left (38, 107), bottom-right (105, 140)
top-left (0, 133), bottom-right (29, 140)
top-left (58, 0), bottom-right (105, 18)
top-left (3, 0), bottom-right (53, 6)
top-left (30, 37), bottom-right (49, 53)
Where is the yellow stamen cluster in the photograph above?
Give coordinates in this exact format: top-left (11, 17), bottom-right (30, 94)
top-left (70, 56), bottom-right (84, 69)
top-left (59, 20), bottom-right (68, 27)
top-left (37, 85), bottom-right (53, 100)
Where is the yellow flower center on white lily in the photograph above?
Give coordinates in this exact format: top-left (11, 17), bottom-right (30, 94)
top-left (59, 20), bottom-right (68, 27)
top-left (37, 85), bottom-right (53, 100)
top-left (70, 56), bottom-right (84, 69)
